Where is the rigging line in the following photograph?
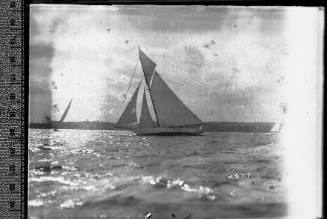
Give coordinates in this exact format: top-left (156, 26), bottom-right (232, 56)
top-left (125, 59), bottom-right (139, 97)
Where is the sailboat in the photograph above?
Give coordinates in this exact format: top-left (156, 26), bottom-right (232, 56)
top-left (53, 98), bottom-right (73, 131)
top-left (116, 47), bottom-right (204, 136)
top-left (270, 117), bottom-right (283, 133)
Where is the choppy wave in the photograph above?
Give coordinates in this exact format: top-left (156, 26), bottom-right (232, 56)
top-left (28, 129), bottom-right (286, 218)
top-left (28, 199), bottom-right (44, 207)
top-left (30, 176), bottom-right (76, 185)
top-left (142, 175), bottom-right (214, 196)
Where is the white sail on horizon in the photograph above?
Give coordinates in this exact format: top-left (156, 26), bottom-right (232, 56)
top-left (271, 117), bottom-right (283, 132)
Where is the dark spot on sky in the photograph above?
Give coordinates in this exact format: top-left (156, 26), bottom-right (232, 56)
top-left (107, 28), bottom-right (111, 32)
top-left (51, 81), bottom-right (58, 90)
top-left (233, 24), bottom-right (238, 28)
top-left (125, 40), bottom-right (128, 44)
top-left (52, 104), bottom-right (60, 112)
top-left (202, 40), bottom-right (215, 49)
top-left (232, 67), bottom-right (240, 73)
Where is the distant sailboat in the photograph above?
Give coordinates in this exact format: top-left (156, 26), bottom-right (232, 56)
top-left (270, 118), bottom-right (283, 133)
top-left (117, 47), bottom-right (204, 136)
top-left (53, 98), bottom-right (73, 131)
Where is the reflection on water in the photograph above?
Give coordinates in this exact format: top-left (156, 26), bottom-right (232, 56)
top-left (28, 129), bottom-right (287, 219)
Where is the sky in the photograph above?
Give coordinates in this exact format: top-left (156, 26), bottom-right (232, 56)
top-left (29, 5), bottom-right (289, 123)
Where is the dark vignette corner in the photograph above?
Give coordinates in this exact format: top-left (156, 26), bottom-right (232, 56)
top-left (24, 1), bottom-right (30, 218)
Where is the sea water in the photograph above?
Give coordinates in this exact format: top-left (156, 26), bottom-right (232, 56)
top-left (28, 129), bottom-right (287, 219)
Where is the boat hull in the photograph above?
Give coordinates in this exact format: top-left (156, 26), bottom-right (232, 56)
top-left (133, 127), bottom-right (205, 136)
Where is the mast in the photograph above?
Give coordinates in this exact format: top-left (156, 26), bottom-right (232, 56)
top-left (138, 46), bottom-right (160, 127)
top-left (125, 59), bottom-right (139, 99)
top-left (147, 81), bottom-right (160, 127)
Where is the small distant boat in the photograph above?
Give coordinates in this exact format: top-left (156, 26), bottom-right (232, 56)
top-left (270, 111), bottom-right (286, 133)
top-left (270, 118), bottom-right (283, 133)
top-left (116, 47), bottom-right (204, 136)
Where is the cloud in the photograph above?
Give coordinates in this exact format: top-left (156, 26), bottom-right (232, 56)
top-left (29, 42), bottom-right (55, 123)
top-left (29, 5), bottom-right (289, 122)
top-left (183, 46), bottom-right (205, 76)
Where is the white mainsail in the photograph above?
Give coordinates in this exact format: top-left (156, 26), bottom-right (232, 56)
top-left (139, 89), bottom-right (154, 128)
top-left (117, 81), bottom-right (141, 127)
